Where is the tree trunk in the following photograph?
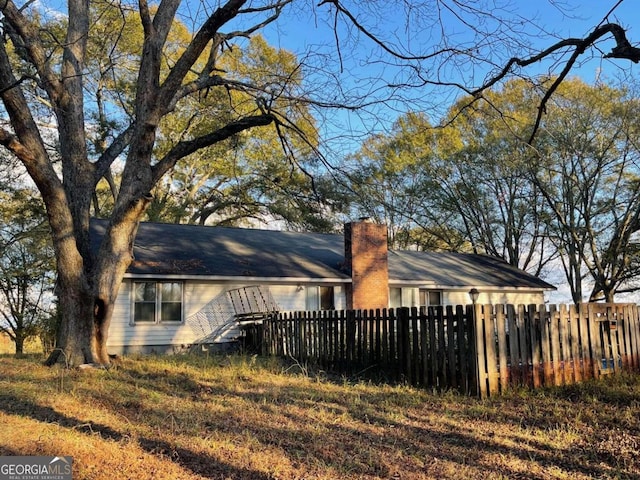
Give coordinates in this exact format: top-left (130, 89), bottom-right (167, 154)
top-left (14, 333), bottom-right (24, 357)
top-left (45, 276), bottom-right (96, 366)
top-left (44, 198), bottom-right (151, 367)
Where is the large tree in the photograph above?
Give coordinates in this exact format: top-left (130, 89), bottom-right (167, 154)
top-left (531, 79), bottom-right (640, 302)
top-left (432, 79), bottom-right (560, 274)
top-left (0, 188), bottom-right (55, 356)
top-left (0, 0), bottom-right (638, 366)
top-left (439, 77), bottom-right (640, 303)
top-left (344, 112), bottom-right (449, 249)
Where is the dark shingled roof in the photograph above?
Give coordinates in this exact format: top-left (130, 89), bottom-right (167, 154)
top-left (90, 219), bottom-right (555, 290)
top-left (389, 250), bottom-right (554, 289)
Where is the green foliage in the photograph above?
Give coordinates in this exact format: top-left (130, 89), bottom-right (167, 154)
top-left (344, 76), bottom-right (640, 302)
top-left (531, 79), bottom-right (640, 301)
top-left (0, 187), bottom-right (56, 356)
top-left (146, 34), bottom-right (334, 229)
top-left (344, 112), bottom-right (451, 249)
top-left (433, 78), bottom-right (553, 273)
top-left (439, 76), bottom-right (640, 300)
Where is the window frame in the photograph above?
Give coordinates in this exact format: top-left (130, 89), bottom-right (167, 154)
top-left (305, 285), bottom-right (335, 311)
top-left (389, 287), bottom-right (403, 309)
top-left (132, 280), bottom-right (184, 325)
top-left (419, 289), bottom-right (443, 308)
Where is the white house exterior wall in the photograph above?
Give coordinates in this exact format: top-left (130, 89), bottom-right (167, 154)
top-left (443, 289), bottom-right (546, 307)
top-left (388, 286), bottom-right (547, 309)
top-left (106, 280), bottom-right (347, 354)
top-left (106, 279), bottom-right (545, 355)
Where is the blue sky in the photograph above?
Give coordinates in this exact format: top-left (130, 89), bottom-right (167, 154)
top-left (248, 0), bottom-right (640, 155)
top-left (38, 0), bottom-right (640, 137)
top-left (31, 0), bottom-right (640, 301)
top-left (35, 0), bottom-right (640, 158)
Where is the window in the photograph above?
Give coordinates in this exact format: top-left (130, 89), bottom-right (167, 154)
top-left (133, 281), bottom-right (183, 324)
top-left (306, 286), bottom-right (335, 310)
top-left (419, 289), bottom-right (442, 308)
top-left (389, 287), bottom-right (403, 308)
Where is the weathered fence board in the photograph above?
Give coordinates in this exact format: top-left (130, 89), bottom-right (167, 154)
top-left (259, 303), bottom-right (640, 396)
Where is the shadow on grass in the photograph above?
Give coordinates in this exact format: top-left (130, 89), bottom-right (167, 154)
top-left (94, 360), bottom-right (626, 479)
top-left (0, 393), bottom-right (273, 480)
top-left (2, 355), bottom-right (639, 479)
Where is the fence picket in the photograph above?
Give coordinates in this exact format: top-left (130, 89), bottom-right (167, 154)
top-left (258, 303), bottom-right (640, 397)
top-left (411, 307), bottom-right (420, 385)
top-left (526, 304), bottom-right (538, 388)
top-left (567, 305), bottom-right (579, 382)
top-left (455, 305), bottom-right (468, 393)
top-left (436, 306), bottom-right (447, 391)
top-left (419, 308), bottom-right (428, 387)
top-left (428, 306), bottom-right (438, 389)
top-left (506, 305), bottom-right (521, 385)
top-left (549, 305), bottom-right (562, 386)
top-left (446, 305), bottom-right (457, 390)
top-left (630, 306), bottom-right (640, 369)
top-left (609, 305), bottom-right (621, 374)
top-left (558, 305), bottom-right (571, 384)
top-left (474, 304), bottom-right (488, 397)
top-left (496, 305), bottom-right (509, 392)
top-left (588, 304), bottom-right (603, 379)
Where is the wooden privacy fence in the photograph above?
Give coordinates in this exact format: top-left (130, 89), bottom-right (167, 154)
top-left (259, 303), bottom-right (640, 396)
top-left (262, 306), bottom-right (477, 394)
top-left (474, 303), bottom-right (640, 397)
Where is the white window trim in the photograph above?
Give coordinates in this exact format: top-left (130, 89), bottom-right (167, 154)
top-left (420, 288), bottom-right (443, 307)
top-left (131, 280), bottom-right (184, 325)
top-left (305, 285), bottom-right (335, 311)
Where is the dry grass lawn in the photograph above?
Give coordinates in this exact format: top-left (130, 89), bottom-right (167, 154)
top-left (0, 353), bottom-right (639, 480)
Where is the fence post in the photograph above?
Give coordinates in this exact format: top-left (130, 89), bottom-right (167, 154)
top-left (470, 302), bottom-right (486, 397)
top-left (399, 307), bottom-right (411, 382)
top-left (446, 305), bottom-right (457, 391)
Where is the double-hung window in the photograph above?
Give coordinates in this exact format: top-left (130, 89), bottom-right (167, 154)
top-left (389, 287), bottom-right (403, 308)
top-left (133, 281), bottom-right (183, 324)
top-left (306, 286), bottom-right (335, 311)
top-left (419, 289), bottom-right (442, 308)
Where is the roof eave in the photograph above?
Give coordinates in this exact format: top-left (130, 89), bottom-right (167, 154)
top-left (123, 273), bottom-right (352, 283)
top-left (388, 281), bottom-right (556, 291)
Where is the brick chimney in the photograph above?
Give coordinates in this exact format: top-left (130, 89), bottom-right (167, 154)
top-left (344, 219), bottom-right (389, 310)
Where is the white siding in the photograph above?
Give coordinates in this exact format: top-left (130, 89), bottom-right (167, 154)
top-left (107, 280), bottom-right (349, 354)
top-left (107, 279), bottom-right (546, 354)
top-left (443, 289), bottom-right (546, 307)
top-left (388, 286), bottom-right (547, 309)
top-left (108, 280), bottom-right (205, 354)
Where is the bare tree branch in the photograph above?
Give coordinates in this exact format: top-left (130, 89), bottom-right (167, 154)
top-left (473, 23), bottom-right (640, 143)
top-left (151, 113), bottom-right (275, 182)
top-left (0, 0), bottom-right (62, 103)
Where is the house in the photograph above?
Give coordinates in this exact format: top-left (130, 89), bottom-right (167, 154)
top-left (90, 219), bottom-right (555, 354)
